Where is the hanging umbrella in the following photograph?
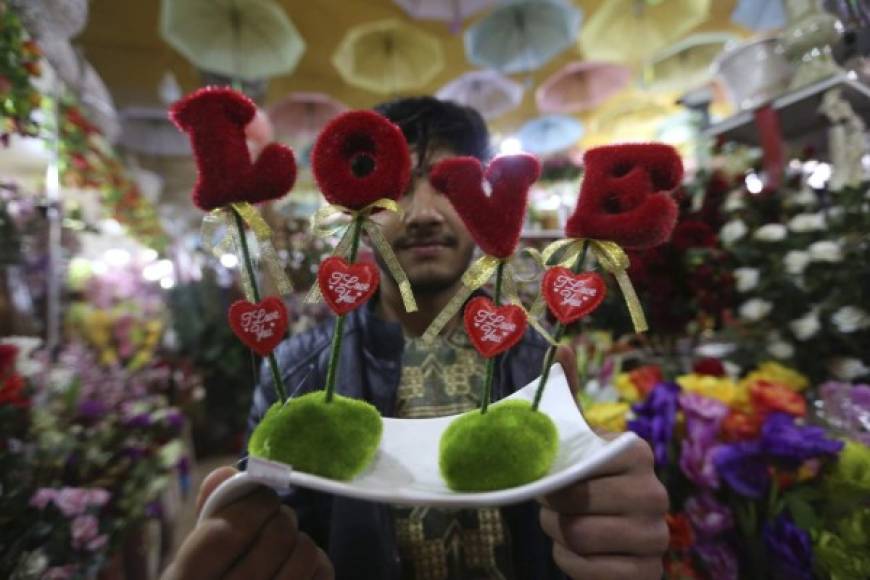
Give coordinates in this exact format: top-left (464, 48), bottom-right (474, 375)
top-left (464, 0), bottom-right (583, 74)
top-left (644, 32), bottom-right (739, 94)
top-left (579, 0), bottom-right (712, 64)
top-left (436, 70), bottom-right (524, 120)
top-left (159, 0), bottom-right (306, 81)
top-left (392, 0), bottom-right (496, 32)
top-left (10, 0), bottom-right (89, 40)
top-left (730, 0), bottom-right (786, 31)
top-left (583, 93), bottom-right (677, 147)
top-left (267, 92), bottom-right (348, 146)
top-left (332, 19), bottom-right (444, 94)
top-left (119, 107), bottom-right (192, 156)
top-left (517, 115), bottom-right (584, 155)
top-left (535, 61), bottom-right (632, 114)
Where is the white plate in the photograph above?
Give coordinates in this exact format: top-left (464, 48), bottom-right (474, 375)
top-left (200, 364), bottom-right (638, 521)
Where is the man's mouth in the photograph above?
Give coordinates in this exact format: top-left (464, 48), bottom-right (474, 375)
top-left (396, 237), bottom-right (456, 258)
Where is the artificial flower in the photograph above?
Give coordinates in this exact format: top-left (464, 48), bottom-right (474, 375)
top-left (808, 240), bottom-right (843, 262)
top-left (721, 410), bottom-right (763, 441)
top-left (0, 343), bottom-right (18, 377)
top-left (791, 186), bottom-right (817, 206)
top-left (814, 528), bottom-right (870, 580)
top-left (789, 309), bottom-right (821, 341)
top-left (749, 380), bottom-right (807, 417)
top-left (743, 362), bottom-right (809, 391)
top-left (679, 392), bottom-right (729, 433)
top-left (767, 340), bottom-right (795, 360)
top-left (714, 441), bottom-right (770, 499)
top-left (692, 358), bottom-right (726, 377)
top-left (0, 373), bottom-right (28, 408)
top-left (685, 494), bottom-right (734, 538)
top-left (761, 412), bottom-right (844, 463)
top-left (753, 223), bottom-right (788, 241)
top-left (733, 267), bottom-right (759, 292)
top-left (788, 212), bottom-right (827, 232)
top-left (723, 189), bottom-right (745, 211)
top-left (828, 357), bottom-right (870, 381)
top-left (680, 437), bottom-right (721, 489)
top-left (693, 542), bottom-right (739, 580)
top-left (763, 513), bottom-right (814, 580)
top-left (666, 513), bottom-right (694, 551)
top-left (584, 401), bottom-right (629, 432)
top-left (719, 219), bottom-right (748, 245)
top-left (738, 298), bottom-right (772, 322)
top-left (670, 220), bottom-right (717, 251)
top-left (784, 250), bottom-right (811, 275)
top-left (613, 365), bottom-right (662, 402)
top-left (628, 382), bottom-right (680, 467)
top-left (826, 440), bottom-right (870, 495)
top-left (830, 306), bottom-right (870, 333)
top-left (676, 373), bottom-right (739, 406)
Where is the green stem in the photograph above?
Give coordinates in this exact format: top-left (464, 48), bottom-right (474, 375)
top-left (531, 242), bottom-right (589, 411)
top-left (323, 216), bottom-right (364, 403)
top-left (231, 206), bottom-right (287, 403)
top-left (480, 260), bottom-right (506, 415)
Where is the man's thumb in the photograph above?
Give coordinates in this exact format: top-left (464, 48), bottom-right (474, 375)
top-left (195, 466), bottom-right (238, 516)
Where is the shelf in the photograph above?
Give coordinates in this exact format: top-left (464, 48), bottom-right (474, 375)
top-left (704, 72), bottom-right (870, 145)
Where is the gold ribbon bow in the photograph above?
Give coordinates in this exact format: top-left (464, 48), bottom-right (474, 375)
top-left (304, 199), bottom-right (417, 313)
top-left (421, 254), bottom-right (557, 345)
top-left (201, 202), bottom-right (292, 302)
top-left (530, 238), bottom-right (648, 333)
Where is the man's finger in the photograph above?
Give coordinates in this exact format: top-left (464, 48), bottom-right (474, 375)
top-left (540, 508), bottom-right (669, 556)
top-left (196, 466), bottom-right (239, 516)
top-left (554, 345), bottom-right (579, 396)
top-left (552, 543), bottom-right (663, 580)
top-left (538, 470), bottom-right (669, 516)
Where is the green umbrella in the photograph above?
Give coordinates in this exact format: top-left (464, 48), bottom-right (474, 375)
top-left (160, 0), bottom-right (305, 81)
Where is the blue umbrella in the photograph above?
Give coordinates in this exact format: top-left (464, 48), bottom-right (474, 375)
top-left (517, 115), bottom-right (584, 155)
top-left (731, 0), bottom-right (786, 31)
top-left (464, 0), bottom-right (583, 74)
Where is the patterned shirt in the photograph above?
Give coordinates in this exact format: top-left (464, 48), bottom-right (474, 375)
top-left (392, 329), bottom-right (515, 580)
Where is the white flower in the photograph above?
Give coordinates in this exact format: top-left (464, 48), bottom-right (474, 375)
top-left (734, 267), bottom-right (760, 292)
top-left (1, 335), bottom-right (42, 378)
top-left (790, 309), bottom-right (821, 340)
top-left (808, 240), bottom-right (843, 262)
top-left (739, 298), bottom-right (773, 321)
top-left (792, 187), bottom-right (818, 206)
top-left (788, 212), bottom-right (826, 232)
top-left (828, 357), bottom-right (870, 381)
top-left (720, 219), bottom-right (748, 245)
top-left (724, 190), bottom-right (745, 211)
top-left (784, 250), bottom-right (811, 275)
top-left (768, 341), bottom-right (795, 359)
top-left (831, 306), bottom-right (870, 333)
top-left (753, 223), bottom-right (788, 241)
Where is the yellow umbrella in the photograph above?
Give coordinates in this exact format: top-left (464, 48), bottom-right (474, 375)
top-left (579, 0), bottom-right (712, 65)
top-left (332, 18), bottom-right (444, 95)
top-left (582, 91), bottom-right (678, 147)
top-left (644, 32), bottom-right (739, 94)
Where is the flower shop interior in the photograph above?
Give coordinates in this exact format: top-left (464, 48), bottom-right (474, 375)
top-left (1, 0), bottom-right (869, 578)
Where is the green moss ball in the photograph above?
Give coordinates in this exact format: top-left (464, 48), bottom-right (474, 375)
top-left (439, 399), bottom-right (558, 492)
top-left (248, 391), bottom-right (382, 480)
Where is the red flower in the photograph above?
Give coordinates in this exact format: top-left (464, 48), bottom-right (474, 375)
top-left (667, 513), bottom-right (694, 551)
top-left (429, 154), bottom-right (539, 258)
top-left (670, 220), bottom-right (717, 251)
top-left (693, 358), bottom-right (726, 377)
top-left (749, 380), bottom-right (807, 418)
top-left (629, 365), bottom-right (663, 398)
top-left (664, 555), bottom-right (701, 579)
top-left (0, 374), bottom-right (29, 408)
top-left (312, 110), bottom-right (411, 210)
top-left (170, 87), bottom-right (297, 210)
top-left (565, 143), bottom-right (683, 249)
top-left (722, 410), bottom-right (763, 441)
top-left (0, 344), bottom-right (18, 378)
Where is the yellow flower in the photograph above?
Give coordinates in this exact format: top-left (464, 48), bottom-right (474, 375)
top-left (613, 373), bottom-right (640, 402)
top-left (584, 402), bottom-right (630, 433)
top-left (676, 373), bottom-right (739, 405)
top-left (742, 361), bottom-right (809, 391)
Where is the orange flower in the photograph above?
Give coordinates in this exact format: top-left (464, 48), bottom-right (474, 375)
top-left (667, 513), bottom-right (694, 551)
top-left (749, 379), bottom-right (807, 417)
top-left (722, 410), bottom-right (763, 441)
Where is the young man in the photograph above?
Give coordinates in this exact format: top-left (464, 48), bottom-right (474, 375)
top-left (165, 98), bottom-right (668, 580)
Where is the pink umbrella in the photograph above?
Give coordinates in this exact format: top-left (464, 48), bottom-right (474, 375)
top-left (436, 70), bottom-right (524, 120)
top-left (267, 92), bottom-right (348, 146)
top-left (535, 61), bottom-right (632, 114)
top-left (393, 0), bottom-right (496, 33)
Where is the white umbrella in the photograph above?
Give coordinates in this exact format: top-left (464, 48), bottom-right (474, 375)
top-left (10, 0), bottom-right (89, 40)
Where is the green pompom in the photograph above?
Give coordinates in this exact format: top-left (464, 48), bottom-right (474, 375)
top-left (439, 399), bottom-right (558, 491)
top-left (248, 391), bottom-right (382, 480)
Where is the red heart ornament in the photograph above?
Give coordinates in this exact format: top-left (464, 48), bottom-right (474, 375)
top-left (464, 296), bottom-right (527, 358)
top-left (429, 154), bottom-right (540, 258)
top-left (228, 296), bottom-right (289, 356)
top-left (318, 257), bottom-right (380, 315)
top-left (542, 268), bottom-right (607, 325)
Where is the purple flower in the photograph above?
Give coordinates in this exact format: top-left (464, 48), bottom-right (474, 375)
top-left (628, 382), bottom-right (680, 467)
top-left (164, 409), bottom-right (185, 432)
top-left (77, 399), bottom-right (108, 420)
top-left (713, 441), bottom-right (770, 499)
top-left (763, 513), bottom-right (813, 580)
top-left (761, 413), bottom-right (844, 464)
top-left (84, 488), bottom-right (111, 508)
top-left (30, 488), bottom-right (57, 510)
top-left (124, 412), bottom-right (152, 428)
top-left (70, 514), bottom-right (99, 550)
top-left (680, 392), bottom-right (728, 442)
top-left (685, 494), bottom-right (734, 537)
top-left (54, 488), bottom-right (91, 517)
top-left (680, 438), bottom-right (721, 489)
top-left (693, 541), bottom-right (739, 580)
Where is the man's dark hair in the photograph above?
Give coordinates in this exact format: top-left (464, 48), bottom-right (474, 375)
top-left (374, 97), bottom-right (491, 166)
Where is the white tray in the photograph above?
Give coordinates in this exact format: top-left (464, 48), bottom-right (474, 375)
top-left (200, 364), bottom-right (638, 521)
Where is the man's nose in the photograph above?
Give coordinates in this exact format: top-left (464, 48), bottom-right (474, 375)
top-left (404, 184), bottom-right (445, 228)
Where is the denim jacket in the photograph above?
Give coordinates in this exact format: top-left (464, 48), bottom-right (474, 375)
top-left (245, 300), bottom-right (567, 580)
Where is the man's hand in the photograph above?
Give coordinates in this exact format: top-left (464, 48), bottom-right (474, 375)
top-left (162, 467), bottom-right (334, 580)
top-left (538, 439), bottom-right (669, 580)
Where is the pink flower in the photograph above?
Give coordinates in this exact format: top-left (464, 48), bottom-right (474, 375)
top-left (42, 565), bottom-right (78, 580)
top-left (54, 487), bottom-right (90, 517)
top-left (84, 488), bottom-right (111, 508)
top-left (71, 514), bottom-right (99, 550)
top-left (30, 488), bottom-right (57, 510)
top-left (86, 534), bottom-right (108, 552)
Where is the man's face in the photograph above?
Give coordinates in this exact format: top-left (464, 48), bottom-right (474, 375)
top-left (372, 149), bottom-right (476, 295)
